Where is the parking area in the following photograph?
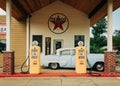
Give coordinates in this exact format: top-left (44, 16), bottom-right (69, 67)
top-left (0, 65), bottom-right (120, 77)
top-left (0, 64), bottom-right (120, 74)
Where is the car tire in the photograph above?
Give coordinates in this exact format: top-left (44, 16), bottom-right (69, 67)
top-left (49, 63), bottom-right (59, 70)
top-left (93, 62), bottom-right (104, 72)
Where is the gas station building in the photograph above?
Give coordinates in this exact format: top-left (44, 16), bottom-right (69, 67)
top-left (0, 0), bottom-right (120, 73)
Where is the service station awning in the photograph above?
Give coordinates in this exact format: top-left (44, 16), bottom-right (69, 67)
top-left (0, 0), bottom-right (119, 74)
top-left (0, 0), bottom-right (120, 51)
top-left (0, 0), bottom-right (120, 26)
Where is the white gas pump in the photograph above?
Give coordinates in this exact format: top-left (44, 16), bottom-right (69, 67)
top-left (75, 41), bottom-right (87, 73)
top-left (29, 41), bottom-right (41, 74)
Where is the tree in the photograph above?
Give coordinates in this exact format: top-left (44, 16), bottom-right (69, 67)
top-left (92, 18), bottom-right (107, 38)
top-left (90, 18), bottom-right (107, 53)
top-left (113, 30), bottom-right (120, 51)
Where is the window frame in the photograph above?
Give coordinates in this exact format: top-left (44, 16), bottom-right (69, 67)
top-left (32, 35), bottom-right (43, 52)
top-left (0, 39), bottom-right (6, 53)
top-left (74, 35), bottom-right (85, 47)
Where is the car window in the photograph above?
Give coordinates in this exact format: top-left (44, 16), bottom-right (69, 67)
top-left (60, 50), bottom-right (70, 55)
top-left (71, 49), bottom-right (75, 55)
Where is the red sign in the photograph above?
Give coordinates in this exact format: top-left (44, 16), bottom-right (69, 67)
top-left (48, 13), bottom-right (69, 34)
top-left (0, 23), bottom-right (6, 35)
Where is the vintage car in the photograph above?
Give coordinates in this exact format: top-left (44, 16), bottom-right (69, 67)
top-left (41, 48), bottom-right (104, 71)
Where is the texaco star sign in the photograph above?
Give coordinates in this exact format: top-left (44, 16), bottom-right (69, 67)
top-left (48, 13), bottom-right (69, 34)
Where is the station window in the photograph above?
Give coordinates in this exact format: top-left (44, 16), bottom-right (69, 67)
top-left (74, 35), bottom-right (85, 47)
top-left (32, 35), bottom-right (42, 52)
top-left (0, 40), bottom-right (6, 53)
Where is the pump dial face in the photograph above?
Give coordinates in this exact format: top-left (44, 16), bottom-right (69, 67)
top-left (79, 49), bottom-right (84, 56)
top-left (32, 49), bottom-right (38, 56)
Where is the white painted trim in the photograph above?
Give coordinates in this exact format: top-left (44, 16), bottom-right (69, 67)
top-left (26, 17), bottom-right (30, 57)
top-left (107, 0), bottom-right (113, 51)
top-left (6, 0), bottom-right (11, 51)
top-left (26, 16), bottom-right (30, 65)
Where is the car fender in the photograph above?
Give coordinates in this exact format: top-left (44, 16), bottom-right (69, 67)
top-left (87, 54), bottom-right (104, 68)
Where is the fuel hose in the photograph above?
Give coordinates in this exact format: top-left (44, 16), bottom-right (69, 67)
top-left (20, 55), bottom-right (30, 74)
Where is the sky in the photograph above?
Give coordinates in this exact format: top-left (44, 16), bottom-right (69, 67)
top-left (0, 8), bottom-right (6, 15)
top-left (0, 7), bottom-right (120, 31)
top-left (112, 7), bottom-right (120, 30)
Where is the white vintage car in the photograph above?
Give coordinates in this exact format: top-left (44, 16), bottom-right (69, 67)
top-left (41, 48), bottom-right (104, 71)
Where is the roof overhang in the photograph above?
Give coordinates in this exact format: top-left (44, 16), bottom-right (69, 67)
top-left (0, 0), bottom-right (120, 26)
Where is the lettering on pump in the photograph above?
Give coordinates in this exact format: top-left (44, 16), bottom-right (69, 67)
top-left (31, 48), bottom-right (38, 59)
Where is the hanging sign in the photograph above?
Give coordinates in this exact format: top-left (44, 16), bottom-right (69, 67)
top-left (0, 23), bottom-right (6, 35)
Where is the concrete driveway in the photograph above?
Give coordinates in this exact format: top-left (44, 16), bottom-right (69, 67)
top-left (0, 77), bottom-right (120, 86)
top-left (0, 66), bottom-right (120, 86)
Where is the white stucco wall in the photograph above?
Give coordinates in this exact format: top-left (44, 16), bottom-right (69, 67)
top-left (30, 1), bottom-right (90, 55)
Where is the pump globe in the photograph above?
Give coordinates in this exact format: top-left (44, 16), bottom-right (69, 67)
top-left (32, 41), bottom-right (38, 46)
top-left (78, 41), bottom-right (83, 46)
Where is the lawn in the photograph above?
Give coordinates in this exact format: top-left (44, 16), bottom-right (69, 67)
top-left (116, 55), bottom-right (120, 63)
top-left (116, 55), bottom-right (120, 59)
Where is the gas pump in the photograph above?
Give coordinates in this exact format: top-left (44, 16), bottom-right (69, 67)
top-left (75, 41), bottom-right (87, 73)
top-left (29, 41), bottom-right (41, 74)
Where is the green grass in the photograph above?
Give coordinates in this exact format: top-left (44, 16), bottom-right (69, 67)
top-left (116, 55), bottom-right (120, 63)
top-left (116, 55), bottom-right (120, 59)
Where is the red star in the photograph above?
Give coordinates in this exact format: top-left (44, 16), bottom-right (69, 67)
top-left (50, 15), bottom-right (66, 31)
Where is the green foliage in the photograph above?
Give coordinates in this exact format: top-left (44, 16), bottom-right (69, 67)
top-left (92, 18), bottom-right (107, 38)
top-left (90, 18), bottom-right (107, 53)
top-left (116, 55), bottom-right (120, 59)
top-left (113, 30), bottom-right (120, 50)
top-left (90, 42), bottom-right (103, 53)
top-left (116, 55), bottom-right (120, 63)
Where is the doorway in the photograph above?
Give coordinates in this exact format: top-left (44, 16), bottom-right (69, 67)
top-left (53, 39), bottom-right (63, 53)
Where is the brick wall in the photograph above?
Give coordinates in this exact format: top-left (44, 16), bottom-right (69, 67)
top-left (104, 52), bottom-right (116, 73)
top-left (3, 51), bottom-right (14, 75)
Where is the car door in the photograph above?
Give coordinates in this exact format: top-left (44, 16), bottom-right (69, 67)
top-left (70, 49), bottom-right (76, 68)
top-left (59, 49), bottom-right (72, 68)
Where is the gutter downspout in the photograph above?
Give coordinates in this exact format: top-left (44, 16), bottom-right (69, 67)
top-left (26, 15), bottom-right (31, 65)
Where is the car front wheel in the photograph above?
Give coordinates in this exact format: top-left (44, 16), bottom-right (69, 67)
top-left (49, 63), bottom-right (59, 70)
